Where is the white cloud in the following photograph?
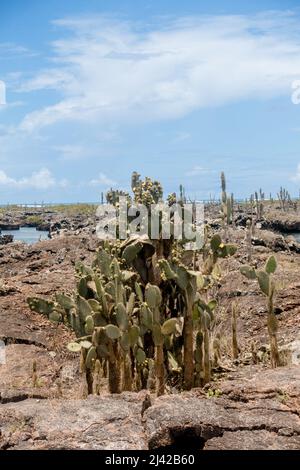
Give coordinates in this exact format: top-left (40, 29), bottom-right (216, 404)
top-left (0, 79), bottom-right (6, 106)
top-left (185, 166), bottom-right (209, 176)
top-left (0, 42), bottom-right (37, 58)
top-left (53, 144), bottom-right (87, 161)
top-left (16, 70), bottom-right (73, 93)
top-left (0, 168), bottom-right (67, 190)
top-left (17, 11), bottom-right (300, 132)
top-left (0, 101), bottom-right (26, 113)
top-left (0, 171), bottom-right (15, 186)
top-left (20, 101), bottom-right (79, 133)
top-left (89, 172), bottom-right (117, 187)
top-left (291, 163), bottom-right (300, 182)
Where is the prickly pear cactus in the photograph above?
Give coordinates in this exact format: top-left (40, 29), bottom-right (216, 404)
top-left (240, 255), bottom-right (280, 368)
top-left (26, 172), bottom-right (240, 396)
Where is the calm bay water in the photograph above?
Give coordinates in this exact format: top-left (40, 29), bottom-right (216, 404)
top-left (291, 233), bottom-right (300, 243)
top-left (1, 226), bottom-right (49, 244)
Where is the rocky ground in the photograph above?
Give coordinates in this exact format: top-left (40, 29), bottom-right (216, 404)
top-left (1, 366), bottom-right (299, 450)
top-left (0, 205), bottom-right (300, 450)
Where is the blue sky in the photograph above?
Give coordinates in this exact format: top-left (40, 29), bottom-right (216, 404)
top-left (1, 0), bottom-right (300, 202)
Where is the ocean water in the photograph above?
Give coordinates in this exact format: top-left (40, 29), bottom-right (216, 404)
top-left (291, 233), bottom-right (300, 243)
top-left (0, 226), bottom-right (49, 244)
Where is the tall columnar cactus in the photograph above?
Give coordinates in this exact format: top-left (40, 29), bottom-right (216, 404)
top-left (231, 193), bottom-right (235, 226)
top-left (277, 186), bottom-right (293, 212)
top-left (220, 172), bottom-right (232, 228)
top-left (255, 191), bottom-right (263, 219)
top-left (255, 191), bottom-right (259, 217)
top-left (240, 255), bottom-right (280, 368)
top-left (259, 188), bottom-right (265, 200)
top-left (246, 219), bottom-right (252, 262)
top-left (249, 194), bottom-right (255, 230)
top-left (179, 184), bottom-right (186, 204)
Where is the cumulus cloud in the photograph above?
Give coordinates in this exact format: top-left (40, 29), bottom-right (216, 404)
top-left (290, 163), bottom-right (300, 182)
top-left (89, 172), bottom-right (117, 187)
top-left (0, 168), bottom-right (68, 189)
top-left (16, 11), bottom-right (300, 132)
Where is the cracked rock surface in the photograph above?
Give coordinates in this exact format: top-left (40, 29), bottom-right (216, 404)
top-left (0, 393), bottom-right (149, 450)
top-left (144, 366), bottom-right (300, 450)
top-left (0, 366), bottom-right (299, 450)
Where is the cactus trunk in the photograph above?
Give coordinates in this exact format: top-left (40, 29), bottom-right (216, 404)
top-left (122, 353), bottom-right (132, 391)
top-left (183, 292), bottom-right (194, 390)
top-left (267, 287), bottom-right (280, 368)
top-left (92, 359), bottom-right (101, 395)
top-left (203, 327), bottom-right (211, 384)
top-left (155, 344), bottom-right (165, 396)
top-left (194, 331), bottom-right (203, 387)
top-left (268, 322), bottom-right (280, 368)
top-left (108, 341), bottom-right (121, 393)
top-left (86, 368), bottom-right (93, 395)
